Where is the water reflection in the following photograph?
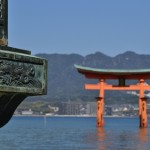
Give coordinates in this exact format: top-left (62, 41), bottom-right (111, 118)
top-left (137, 128), bottom-right (149, 150)
top-left (2, 117), bottom-right (150, 150)
top-left (97, 127), bottom-right (105, 141)
top-left (96, 127), bottom-right (150, 150)
top-left (139, 128), bottom-right (148, 142)
top-left (97, 127), bottom-right (106, 150)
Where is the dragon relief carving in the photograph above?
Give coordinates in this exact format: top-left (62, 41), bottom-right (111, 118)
top-left (0, 59), bottom-right (42, 88)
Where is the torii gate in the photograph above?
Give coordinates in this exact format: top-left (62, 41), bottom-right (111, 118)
top-left (75, 64), bottom-right (150, 128)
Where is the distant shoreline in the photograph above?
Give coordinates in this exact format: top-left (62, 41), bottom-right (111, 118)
top-left (13, 114), bottom-right (96, 117)
top-left (13, 114), bottom-right (139, 118)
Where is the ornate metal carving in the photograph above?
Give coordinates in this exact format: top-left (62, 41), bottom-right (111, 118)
top-left (0, 59), bottom-right (42, 88)
top-left (0, 0), bottom-right (47, 128)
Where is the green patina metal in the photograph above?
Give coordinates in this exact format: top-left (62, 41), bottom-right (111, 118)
top-left (0, 0), bottom-right (47, 127)
top-left (0, 47), bottom-right (47, 95)
top-left (75, 64), bottom-right (150, 75)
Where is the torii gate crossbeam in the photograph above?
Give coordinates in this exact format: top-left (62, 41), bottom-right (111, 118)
top-left (75, 65), bottom-right (150, 128)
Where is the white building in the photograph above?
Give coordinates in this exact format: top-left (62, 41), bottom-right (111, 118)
top-left (21, 109), bottom-right (33, 115)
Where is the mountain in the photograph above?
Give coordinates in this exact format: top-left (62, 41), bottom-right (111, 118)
top-left (26, 51), bottom-right (150, 104)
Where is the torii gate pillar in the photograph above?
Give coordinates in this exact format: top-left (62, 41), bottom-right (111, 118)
top-left (96, 79), bottom-right (105, 127)
top-left (139, 79), bottom-right (148, 128)
top-left (75, 65), bottom-right (150, 128)
top-left (96, 79), bottom-right (148, 128)
top-left (139, 97), bottom-right (148, 128)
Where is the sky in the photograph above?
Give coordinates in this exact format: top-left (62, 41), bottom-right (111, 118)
top-left (8, 0), bottom-right (150, 57)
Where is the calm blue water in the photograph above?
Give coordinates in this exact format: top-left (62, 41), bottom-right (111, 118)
top-left (0, 116), bottom-right (150, 150)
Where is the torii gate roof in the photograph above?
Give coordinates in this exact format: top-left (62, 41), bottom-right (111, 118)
top-left (75, 64), bottom-right (150, 79)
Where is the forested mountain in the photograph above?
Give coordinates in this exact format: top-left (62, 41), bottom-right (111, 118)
top-left (27, 51), bottom-right (150, 104)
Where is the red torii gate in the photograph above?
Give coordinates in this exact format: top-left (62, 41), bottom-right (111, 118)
top-left (75, 64), bottom-right (150, 128)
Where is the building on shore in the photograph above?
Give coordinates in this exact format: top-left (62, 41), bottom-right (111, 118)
top-left (21, 109), bottom-right (33, 115)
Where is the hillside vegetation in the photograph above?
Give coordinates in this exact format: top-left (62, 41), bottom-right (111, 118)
top-left (23, 51), bottom-right (150, 106)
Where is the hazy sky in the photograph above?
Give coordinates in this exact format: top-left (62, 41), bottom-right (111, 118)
top-left (8, 0), bottom-right (150, 56)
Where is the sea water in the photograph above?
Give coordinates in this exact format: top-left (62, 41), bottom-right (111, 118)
top-left (0, 116), bottom-right (150, 150)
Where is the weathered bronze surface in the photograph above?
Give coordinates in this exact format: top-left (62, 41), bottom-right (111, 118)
top-left (0, 0), bottom-right (47, 127)
top-left (0, 47), bottom-right (47, 95)
top-left (0, 47), bottom-right (47, 127)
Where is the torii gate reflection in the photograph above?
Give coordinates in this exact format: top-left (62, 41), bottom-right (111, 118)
top-left (75, 65), bottom-right (150, 128)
